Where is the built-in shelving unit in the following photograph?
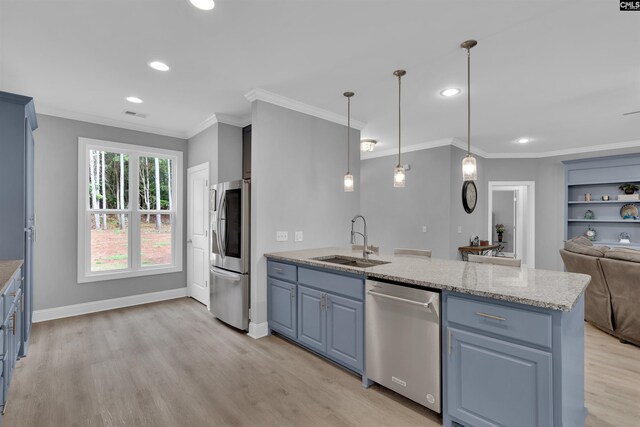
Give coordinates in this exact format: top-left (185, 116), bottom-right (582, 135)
top-left (564, 155), bottom-right (640, 248)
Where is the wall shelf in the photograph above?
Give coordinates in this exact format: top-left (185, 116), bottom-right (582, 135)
top-left (564, 155), bottom-right (640, 245)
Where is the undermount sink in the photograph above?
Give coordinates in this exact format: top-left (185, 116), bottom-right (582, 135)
top-left (312, 255), bottom-right (390, 268)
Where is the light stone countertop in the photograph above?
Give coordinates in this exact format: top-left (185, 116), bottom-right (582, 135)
top-left (264, 248), bottom-right (590, 311)
top-left (0, 260), bottom-right (23, 295)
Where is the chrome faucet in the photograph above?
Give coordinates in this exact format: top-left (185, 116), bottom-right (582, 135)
top-left (351, 215), bottom-right (371, 260)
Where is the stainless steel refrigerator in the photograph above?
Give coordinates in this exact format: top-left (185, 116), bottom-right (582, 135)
top-left (209, 179), bottom-right (250, 330)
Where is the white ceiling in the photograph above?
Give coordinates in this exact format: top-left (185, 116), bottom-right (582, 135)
top-left (1, 1), bottom-right (638, 156)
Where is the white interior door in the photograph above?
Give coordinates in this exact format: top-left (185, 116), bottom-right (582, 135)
top-left (187, 163), bottom-right (210, 307)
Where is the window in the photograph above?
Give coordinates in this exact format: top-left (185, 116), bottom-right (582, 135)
top-left (78, 138), bottom-right (183, 282)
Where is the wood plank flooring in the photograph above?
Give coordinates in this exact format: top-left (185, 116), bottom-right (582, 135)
top-left (4, 298), bottom-right (639, 426)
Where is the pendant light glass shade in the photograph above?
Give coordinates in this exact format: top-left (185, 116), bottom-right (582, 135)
top-left (393, 70), bottom-right (406, 188)
top-left (343, 91), bottom-right (355, 192)
top-left (394, 166), bottom-right (406, 188)
top-left (344, 172), bottom-right (354, 192)
top-left (462, 154), bottom-right (477, 181)
top-left (360, 139), bottom-right (377, 152)
top-left (461, 40), bottom-right (478, 182)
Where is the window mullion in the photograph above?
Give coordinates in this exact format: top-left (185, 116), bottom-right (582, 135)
top-left (130, 153), bottom-right (140, 271)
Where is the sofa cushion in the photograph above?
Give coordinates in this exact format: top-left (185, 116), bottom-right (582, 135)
top-left (564, 237), bottom-right (609, 257)
top-left (604, 247), bottom-right (640, 263)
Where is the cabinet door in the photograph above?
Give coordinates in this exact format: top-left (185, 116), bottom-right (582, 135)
top-left (447, 328), bottom-right (553, 427)
top-left (326, 294), bottom-right (363, 372)
top-left (267, 278), bottom-right (297, 340)
top-left (297, 285), bottom-right (326, 353)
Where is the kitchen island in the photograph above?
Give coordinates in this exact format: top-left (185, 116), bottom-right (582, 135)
top-left (265, 248), bottom-right (590, 427)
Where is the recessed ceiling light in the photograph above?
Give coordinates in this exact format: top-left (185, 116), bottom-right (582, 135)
top-left (126, 96), bottom-right (143, 104)
top-left (189, 0), bottom-right (215, 10)
top-left (148, 61), bottom-right (170, 71)
top-left (440, 88), bottom-right (461, 97)
top-left (516, 137), bottom-right (530, 144)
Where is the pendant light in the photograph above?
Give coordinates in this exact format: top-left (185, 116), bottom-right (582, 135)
top-left (360, 139), bottom-right (377, 152)
top-left (393, 70), bottom-right (406, 188)
top-left (461, 40), bottom-right (478, 181)
top-left (343, 91), bottom-right (355, 192)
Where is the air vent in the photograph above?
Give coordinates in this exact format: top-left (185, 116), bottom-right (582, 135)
top-left (122, 110), bottom-right (148, 118)
top-left (623, 110), bottom-right (640, 116)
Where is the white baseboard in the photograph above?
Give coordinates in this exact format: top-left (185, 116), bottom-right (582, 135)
top-left (247, 321), bottom-right (269, 339)
top-left (33, 287), bottom-right (188, 323)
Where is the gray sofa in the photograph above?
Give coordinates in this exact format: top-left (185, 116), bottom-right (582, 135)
top-left (560, 237), bottom-right (640, 346)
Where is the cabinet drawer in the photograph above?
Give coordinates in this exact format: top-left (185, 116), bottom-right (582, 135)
top-left (267, 261), bottom-right (297, 282)
top-left (298, 268), bottom-right (364, 301)
top-left (447, 295), bottom-right (552, 348)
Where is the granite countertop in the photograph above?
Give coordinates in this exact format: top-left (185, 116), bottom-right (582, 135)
top-left (0, 260), bottom-right (23, 295)
top-left (265, 248), bottom-right (590, 311)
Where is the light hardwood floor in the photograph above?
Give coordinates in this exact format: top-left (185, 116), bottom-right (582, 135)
top-left (4, 298), bottom-right (639, 426)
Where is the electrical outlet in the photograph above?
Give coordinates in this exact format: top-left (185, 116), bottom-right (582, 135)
top-left (457, 226), bottom-right (462, 233)
top-left (294, 231), bottom-right (303, 242)
top-left (276, 231), bottom-right (288, 241)
top-left (422, 225), bottom-right (427, 233)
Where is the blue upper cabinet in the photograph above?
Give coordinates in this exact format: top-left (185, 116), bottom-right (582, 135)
top-left (0, 91), bottom-right (37, 358)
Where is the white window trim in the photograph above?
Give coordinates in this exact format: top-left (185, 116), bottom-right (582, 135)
top-left (77, 137), bottom-right (183, 283)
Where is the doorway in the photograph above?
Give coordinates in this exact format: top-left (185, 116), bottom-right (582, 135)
top-left (487, 181), bottom-right (535, 267)
top-left (187, 163), bottom-right (210, 307)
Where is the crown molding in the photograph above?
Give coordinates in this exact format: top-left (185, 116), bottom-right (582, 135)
top-left (360, 138), bottom-right (455, 160)
top-left (450, 137), bottom-right (490, 158)
top-left (486, 139), bottom-right (640, 159)
top-left (186, 112), bottom-right (251, 139)
top-left (37, 105), bottom-right (188, 139)
top-left (244, 88), bottom-right (366, 130)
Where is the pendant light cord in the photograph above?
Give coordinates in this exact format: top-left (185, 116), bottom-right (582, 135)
top-left (347, 96), bottom-right (350, 173)
top-left (398, 73), bottom-right (402, 167)
top-left (467, 46), bottom-right (471, 155)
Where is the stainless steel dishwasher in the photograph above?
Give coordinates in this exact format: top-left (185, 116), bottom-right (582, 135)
top-left (365, 279), bottom-right (441, 413)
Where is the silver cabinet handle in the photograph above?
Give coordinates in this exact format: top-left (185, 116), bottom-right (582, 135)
top-left (448, 330), bottom-right (452, 356)
top-left (289, 287), bottom-right (296, 299)
top-left (368, 290), bottom-right (433, 309)
top-left (274, 267), bottom-right (284, 273)
top-left (187, 239), bottom-right (193, 243)
top-left (476, 312), bottom-right (507, 321)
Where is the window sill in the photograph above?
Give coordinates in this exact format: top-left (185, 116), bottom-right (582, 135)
top-left (78, 264), bottom-right (183, 284)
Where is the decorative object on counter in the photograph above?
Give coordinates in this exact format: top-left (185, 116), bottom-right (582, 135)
top-left (619, 183), bottom-right (639, 195)
top-left (619, 232), bottom-right (631, 244)
top-left (469, 235), bottom-right (480, 246)
top-left (480, 240), bottom-right (489, 246)
top-left (495, 223), bottom-right (505, 242)
top-left (460, 39), bottom-right (478, 183)
top-left (343, 91), bottom-right (355, 192)
top-left (602, 195), bottom-right (610, 201)
top-left (584, 193), bottom-right (592, 201)
top-left (584, 210), bottom-right (595, 220)
top-left (360, 139), bottom-right (377, 152)
top-left (620, 203), bottom-right (639, 220)
top-left (585, 225), bottom-right (596, 241)
top-left (393, 69), bottom-right (406, 188)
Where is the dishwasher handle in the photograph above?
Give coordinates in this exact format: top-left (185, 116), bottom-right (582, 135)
top-left (367, 290), bottom-right (434, 309)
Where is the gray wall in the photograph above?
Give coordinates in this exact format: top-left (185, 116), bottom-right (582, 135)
top-left (250, 101), bottom-right (360, 326)
top-left (33, 114), bottom-right (188, 310)
top-left (187, 123), bottom-right (218, 183)
top-left (360, 146), bottom-right (453, 259)
top-left (187, 122), bottom-right (243, 184)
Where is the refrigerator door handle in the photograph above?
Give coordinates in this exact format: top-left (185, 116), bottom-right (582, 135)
top-left (210, 266), bottom-right (241, 282)
top-left (217, 192), bottom-right (227, 259)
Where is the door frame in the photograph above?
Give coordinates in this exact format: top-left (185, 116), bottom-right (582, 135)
top-left (187, 162), bottom-right (210, 308)
top-left (487, 181), bottom-right (535, 268)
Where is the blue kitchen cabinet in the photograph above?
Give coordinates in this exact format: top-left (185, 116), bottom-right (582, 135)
top-left (267, 277), bottom-right (297, 340)
top-left (326, 293), bottom-right (363, 372)
top-left (266, 259), bottom-right (366, 378)
top-left (1, 266), bottom-right (24, 421)
top-left (442, 291), bottom-right (587, 427)
top-left (297, 285), bottom-right (326, 352)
